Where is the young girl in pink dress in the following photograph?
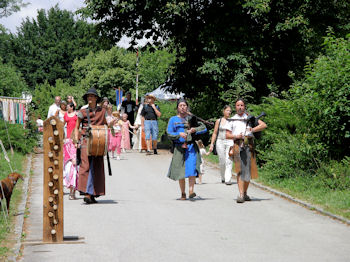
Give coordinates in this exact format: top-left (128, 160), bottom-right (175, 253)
top-left (107, 111), bottom-right (123, 160)
top-left (63, 102), bottom-right (78, 200)
top-left (121, 113), bottom-right (135, 151)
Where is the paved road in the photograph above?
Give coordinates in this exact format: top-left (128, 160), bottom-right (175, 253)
top-left (21, 151), bottom-right (350, 262)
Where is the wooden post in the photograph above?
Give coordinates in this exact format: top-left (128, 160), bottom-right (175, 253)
top-left (43, 116), bottom-right (64, 242)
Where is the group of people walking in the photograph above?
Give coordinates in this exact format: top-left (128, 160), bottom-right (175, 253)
top-left (45, 87), bottom-right (267, 204)
top-left (167, 98), bottom-right (267, 203)
top-left (45, 88), bottom-right (163, 203)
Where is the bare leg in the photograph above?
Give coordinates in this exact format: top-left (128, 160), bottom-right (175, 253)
top-left (198, 174), bottom-right (202, 184)
top-left (152, 140), bottom-right (157, 149)
top-left (243, 181), bottom-right (250, 194)
top-left (179, 179), bottom-right (186, 200)
top-left (237, 175), bottom-right (244, 197)
top-left (146, 139), bottom-right (151, 151)
top-left (188, 176), bottom-right (196, 195)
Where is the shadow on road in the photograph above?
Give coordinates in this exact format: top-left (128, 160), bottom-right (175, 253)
top-left (249, 198), bottom-right (272, 202)
top-left (96, 200), bottom-right (118, 204)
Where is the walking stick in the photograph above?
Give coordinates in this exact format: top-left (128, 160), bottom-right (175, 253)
top-left (106, 151), bottom-right (112, 176)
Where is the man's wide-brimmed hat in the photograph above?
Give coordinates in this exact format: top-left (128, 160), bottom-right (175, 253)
top-left (83, 88), bottom-right (101, 103)
top-left (146, 94), bottom-right (156, 100)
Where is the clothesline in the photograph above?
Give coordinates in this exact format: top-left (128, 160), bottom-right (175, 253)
top-left (0, 96), bottom-right (31, 104)
top-left (0, 96), bottom-right (30, 124)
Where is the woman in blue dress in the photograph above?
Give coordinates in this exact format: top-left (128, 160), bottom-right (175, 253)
top-left (167, 99), bottom-right (207, 200)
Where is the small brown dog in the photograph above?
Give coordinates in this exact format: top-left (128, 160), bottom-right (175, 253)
top-left (0, 172), bottom-right (24, 214)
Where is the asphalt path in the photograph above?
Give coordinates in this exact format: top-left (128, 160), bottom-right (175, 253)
top-left (21, 150), bottom-right (350, 262)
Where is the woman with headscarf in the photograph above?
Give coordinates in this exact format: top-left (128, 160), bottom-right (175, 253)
top-left (167, 99), bottom-right (207, 200)
top-left (73, 88), bottom-right (116, 204)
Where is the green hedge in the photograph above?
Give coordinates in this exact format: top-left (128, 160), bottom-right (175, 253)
top-left (0, 120), bottom-right (38, 154)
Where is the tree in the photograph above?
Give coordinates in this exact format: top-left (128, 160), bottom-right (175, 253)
top-left (72, 47), bottom-right (136, 103)
top-left (0, 58), bottom-right (28, 97)
top-left (138, 48), bottom-right (175, 95)
top-left (0, 0), bottom-right (27, 18)
top-left (81, 0), bottom-right (350, 115)
top-left (2, 5), bottom-right (111, 88)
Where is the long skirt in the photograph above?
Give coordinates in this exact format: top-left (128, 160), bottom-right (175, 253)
top-left (63, 139), bottom-right (78, 189)
top-left (232, 141), bottom-right (258, 181)
top-left (167, 143), bottom-right (202, 181)
top-left (77, 138), bottom-right (105, 196)
top-left (132, 127), bottom-right (151, 151)
top-left (121, 127), bottom-right (131, 150)
top-left (109, 130), bottom-right (122, 153)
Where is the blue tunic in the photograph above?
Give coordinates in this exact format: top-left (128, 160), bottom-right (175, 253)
top-left (167, 116), bottom-right (207, 180)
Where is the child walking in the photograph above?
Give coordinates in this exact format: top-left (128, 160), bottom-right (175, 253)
top-left (107, 111), bottom-right (123, 160)
top-left (121, 113), bottom-right (136, 152)
top-left (197, 140), bottom-right (209, 184)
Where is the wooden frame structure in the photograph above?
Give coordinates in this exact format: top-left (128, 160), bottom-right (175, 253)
top-left (43, 116), bottom-right (64, 242)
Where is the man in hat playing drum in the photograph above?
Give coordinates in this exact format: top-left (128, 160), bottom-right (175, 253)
top-left (141, 94), bottom-right (161, 154)
top-left (73, 87), bottom-right (115, 204)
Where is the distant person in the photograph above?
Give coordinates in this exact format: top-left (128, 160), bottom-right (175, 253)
top-left (208, 105), bottom-right (233, 184)
top-left (141, 94), bottom-right (161, 155)
top-left (196, 140), bottom-right (209, 184)
top-left (63, 102), bottom-right (78, 200)
top-left (36, 116), bottom-right (44, 132)
top-left (101, 97), bottom-right (110, 109)
top-left (66, 95), bottom-right (77, 108)
top-left (121, 113), bottom-right (135, 152)
top-left (226, 98), bottom-right (267, 203)
top-left (166, 99), bottom-right (207, 200)
top-left (47, 96), bottom-right (61, 119)
top-left (121, 92), bottom-right (137, 144)
top-left (107, 111), bottom-right (123, 160)
top-left (56, 100), bottom-right (67, 123)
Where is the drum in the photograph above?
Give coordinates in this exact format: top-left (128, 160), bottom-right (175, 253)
top-left (87, 125), bottom-right (108, 156)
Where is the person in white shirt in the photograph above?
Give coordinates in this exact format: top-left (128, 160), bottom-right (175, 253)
top-left (226, 98), bottom-right (267, 203)
top-left (47, 96), bottom-right (61, 119)
top-left (36, 116), bottom-right (44, 132)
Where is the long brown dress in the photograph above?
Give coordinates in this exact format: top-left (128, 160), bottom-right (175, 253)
top-left (77, 106), bottom-right (107, 196)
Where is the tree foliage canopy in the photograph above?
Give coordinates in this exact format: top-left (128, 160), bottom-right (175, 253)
top-left (1, 5), bottom-right (111, 88)
top-left (73, 47), bottom-right (136, 103)
top-left (0, 58), bottom-right (28, 97)
top-left (81, 0), bottom-right (350, 110)
top-left (0, 0), bottom-right (27, 18)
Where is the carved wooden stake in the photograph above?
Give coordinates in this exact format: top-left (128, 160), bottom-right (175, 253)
top-left (43, 116), bottom-right (64, 242)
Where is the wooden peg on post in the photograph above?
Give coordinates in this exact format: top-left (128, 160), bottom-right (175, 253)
top-left (43, 116), bottom-right (64, 243)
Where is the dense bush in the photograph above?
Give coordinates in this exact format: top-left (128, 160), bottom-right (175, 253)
top-left (0, 120), bottom-right (37, 154)
top-left (249, 35), bottom-right (350, 190)
top-left (316, 157), bottom-right (350, 191)
top-left (290, 34), bottom-right (350, 159)
top-left (157, 101), bottom-right (177, 141)
top-left (259, 133), bottom-right (327, 180)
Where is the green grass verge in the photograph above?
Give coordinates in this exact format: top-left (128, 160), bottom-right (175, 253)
top-left (204, 152), bottom-right (350, 221)
top-left (0, 151), bottom-right (27, 258)
top-left (257, 173), bottom-right (350, 220)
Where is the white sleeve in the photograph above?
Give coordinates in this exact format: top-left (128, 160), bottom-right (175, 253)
top-left (47, 106), bottom-right (53, 119)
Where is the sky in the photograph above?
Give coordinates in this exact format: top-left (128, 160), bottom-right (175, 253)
top-left (0, 0), bottom-right (143, 48)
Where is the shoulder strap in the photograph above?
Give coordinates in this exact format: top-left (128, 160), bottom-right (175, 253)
top-left (86, 108), bottom-right (91, 127)
top-left (217, 118), bottom-right (222, 135)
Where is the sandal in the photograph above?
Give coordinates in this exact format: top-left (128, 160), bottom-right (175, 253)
top-left (180, 193), bottom-right (186, 200)
top-left (189, 192), bottom-right (196, 199)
